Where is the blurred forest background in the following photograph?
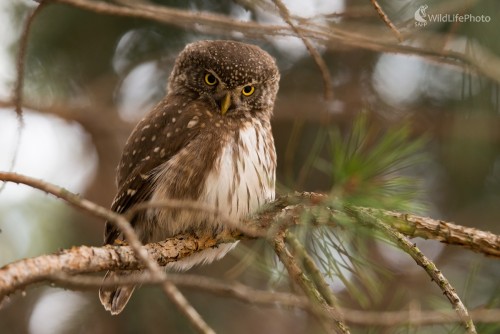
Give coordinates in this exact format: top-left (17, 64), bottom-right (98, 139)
top-left (0, 0), bottom-right (499, 333)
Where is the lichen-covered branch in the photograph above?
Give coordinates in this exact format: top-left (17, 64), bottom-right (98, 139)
top-left (0, 234), bottom-right (235, 300)
top-left (347, 207), bottom-right (477, 334)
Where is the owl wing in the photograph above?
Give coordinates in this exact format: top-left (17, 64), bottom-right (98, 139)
top-left (104, 97), bottom-right (197, 244)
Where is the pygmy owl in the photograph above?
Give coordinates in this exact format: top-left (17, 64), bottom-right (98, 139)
top-left (99, 40), bottom-right (280, 314)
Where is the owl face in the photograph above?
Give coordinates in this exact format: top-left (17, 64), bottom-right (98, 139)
top-left (168, 40), bottom-right (280, 117)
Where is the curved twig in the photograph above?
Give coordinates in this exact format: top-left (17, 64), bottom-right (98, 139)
top-left (347, 207), bottom-right (477, 334)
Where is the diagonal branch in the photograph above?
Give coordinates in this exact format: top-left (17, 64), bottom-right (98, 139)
top-left (346, 206), bottom-right (477, 334)
top-left (271, 0), bottom-right (333, 100)
top-left (0, 172), bottom-right (214, 334)
top-left (369, 0), bottom-right (403, 42)
top-left (273, 231), bottom-right (350, 334)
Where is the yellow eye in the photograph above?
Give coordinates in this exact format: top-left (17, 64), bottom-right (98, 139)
top-left (204, 73), bottom-right (217, 86)
top-left (242, 85), bottom-right (255, 96)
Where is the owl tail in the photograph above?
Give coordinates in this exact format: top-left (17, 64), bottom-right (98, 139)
top-left (99, 271), bottom-right (136, 315)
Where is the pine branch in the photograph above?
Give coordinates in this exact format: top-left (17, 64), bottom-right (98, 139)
top-left (346, 206), bottom-right (477, 333)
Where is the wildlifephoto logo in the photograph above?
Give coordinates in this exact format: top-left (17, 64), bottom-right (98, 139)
top-left (414, 4), bottom-right (491, 27)
top-left (414, 5), bottom-right (428, 26)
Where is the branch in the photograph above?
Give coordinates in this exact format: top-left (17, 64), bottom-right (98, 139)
top-left (0, 171), bottom-right (214, 334)
top-left (0, 2), bottom-right (47, 194)
top-left (271, 0), bottom-right (333, 100)
top-left (273, 231), bottom-right (350, 334)
top-left (38, 273), bottom-right (500, 326)
top-left (0, 235), bottom-right (236, 299)
top-left (46, 0), bottom-right (500, 83)
top-left (369, 0), bottom-right (403, 42)
top-left (347, 207), bottom-right (477, 333)
top-left (265, 193), bottom-right (500, 258)
top-left (362, 207), bottom-right (500, 258)
top-left (1, 173), bottom-right (499, 331)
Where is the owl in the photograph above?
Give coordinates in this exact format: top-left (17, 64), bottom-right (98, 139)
top-left (99, 40), bottom-right (280, 314)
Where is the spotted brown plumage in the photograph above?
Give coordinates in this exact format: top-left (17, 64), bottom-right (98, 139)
top-left (99, 40), bottom-right (280, 315)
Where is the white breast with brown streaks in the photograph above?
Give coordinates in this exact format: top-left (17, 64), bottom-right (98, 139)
top-left (167, 121), bottom-right (276, 271)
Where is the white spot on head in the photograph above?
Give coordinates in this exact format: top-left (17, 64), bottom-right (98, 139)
top-left (172, 117), bottom-right (176, 123)
top-left (153, 147), bottom-right (160, 152)
top-left (141, 136), bottom-right (145, 141)
top-left (167, 132), bottom-right (171, 138)
top-left (151, 135), bottom-right (156, 141)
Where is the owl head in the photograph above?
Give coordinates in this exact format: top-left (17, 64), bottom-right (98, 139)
top-left (167, 40), bottom-right (280, 117)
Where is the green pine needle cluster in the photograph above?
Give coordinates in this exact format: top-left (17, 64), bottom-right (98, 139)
top-left (315, 114), bottom-right (428, 213)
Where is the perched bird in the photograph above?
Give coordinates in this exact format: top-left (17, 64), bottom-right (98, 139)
top-left (99, 40), bottom-right (280, 314)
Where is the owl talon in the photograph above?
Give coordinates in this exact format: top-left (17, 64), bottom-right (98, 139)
top-left (113, 239), bottom-right (128, 246)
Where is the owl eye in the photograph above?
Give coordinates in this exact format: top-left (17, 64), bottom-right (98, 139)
top-left (204, 73), bottom-right (217, 86)
top-left (241, 85), bottom-right (255, 96)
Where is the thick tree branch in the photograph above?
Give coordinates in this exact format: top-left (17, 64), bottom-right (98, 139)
top-left (0, 235), bottom-right (236, 299)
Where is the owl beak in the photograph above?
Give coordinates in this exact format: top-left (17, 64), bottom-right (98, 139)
top-left (220, 92), bottom-right (231, 115)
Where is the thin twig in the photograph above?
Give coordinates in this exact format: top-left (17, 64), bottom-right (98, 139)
top-left (347, 207), bottom-right (477, 334)
top-left (43, 273), bottom-right (500, 326)
top-left (273, 231), bottom-right (350, 334)
top-left (0, 2), bottom-right (47, 194)
top-left (369, 0), bottom-right (403, 42)
top-left (50, 272), bottom-right (310, 308)
top-left (285, 232), bottom-right (338, 307)
top-left (271, 0), bottom-right (333, 100)
top-left (0, 172), bottom-right (214, 334)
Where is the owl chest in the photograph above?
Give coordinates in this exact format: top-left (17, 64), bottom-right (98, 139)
top-left (201, 125), bottom-right (276, 222)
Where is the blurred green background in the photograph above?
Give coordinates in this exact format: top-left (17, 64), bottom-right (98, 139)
top-left (0, 0), bottom-right (499, 333)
